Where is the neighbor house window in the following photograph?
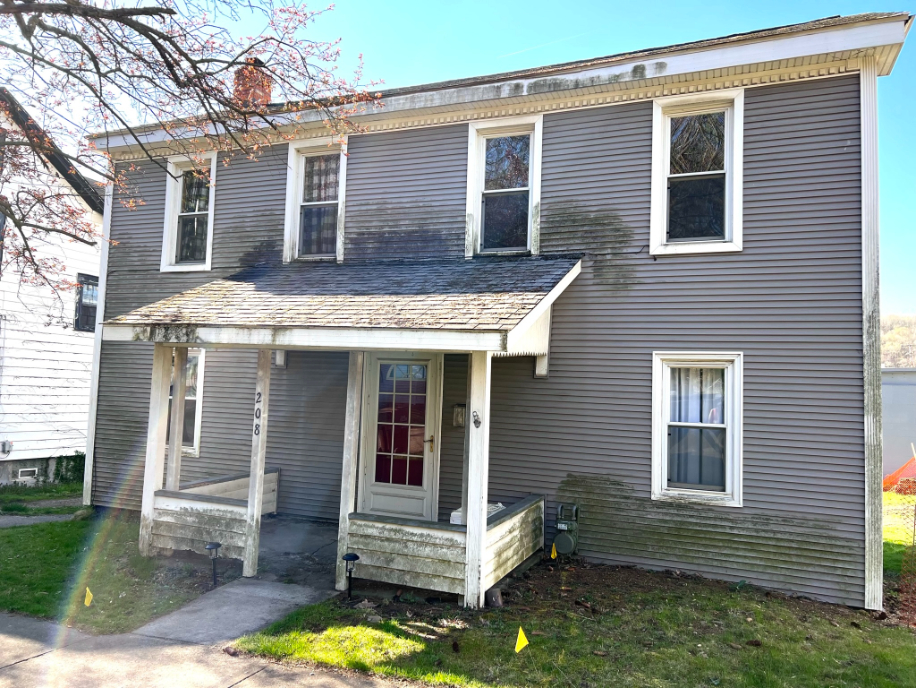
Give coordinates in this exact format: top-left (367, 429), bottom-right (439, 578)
top-left (466, 116), bottom-right (542, 256)
top-left (650, 91), bottom-right (744, 255)
top-left (74, 273), bottom-right (98, 332)
top-left (283, 138), bottom-right (347, 262)
top-left (161, 153), bottom-right (216, 271)
top-left (167, 348), bottom-right (204, 455)
top-left (652, 352), bottom-right (743, 506)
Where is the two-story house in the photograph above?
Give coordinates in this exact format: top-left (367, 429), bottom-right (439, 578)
top-left (85, 13), bottom-right (911, 609)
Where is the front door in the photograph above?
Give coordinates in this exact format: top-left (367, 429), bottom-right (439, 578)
top-left (359, 353), bottom-right (442, 521)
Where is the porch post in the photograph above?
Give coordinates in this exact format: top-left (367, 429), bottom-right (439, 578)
top-left (243, 349), bottom-right (272, 577)
top-left (464, 351), bottom-right (492, 609)
top-left (165, 346), bottom-right (188, 491)
top-left (139, 344), bottom-right (173, 556)
top-left (336, 351), bottom-right (365, 591)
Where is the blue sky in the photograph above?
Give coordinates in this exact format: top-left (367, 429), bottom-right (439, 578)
top-left (305, 1), bottom-right (914, 313)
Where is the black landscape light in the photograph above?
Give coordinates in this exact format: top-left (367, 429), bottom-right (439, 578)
top-left (342, 552), bottom-right (360, 600)
top-left (205, 542), bottom-right (221, 587)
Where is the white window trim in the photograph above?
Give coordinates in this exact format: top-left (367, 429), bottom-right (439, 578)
top-left (465, 115), bottom-right (542, 257)
top-left (651, 351), bottom-right (743, 507)
top-left (283, 136), bottom-right (348, 264)
top-left (160, 152), bottom-right (217, 272)
top-left (167, 348), bottom-right (206, 458)
top-left (649, 89), bottom-right (744, 256)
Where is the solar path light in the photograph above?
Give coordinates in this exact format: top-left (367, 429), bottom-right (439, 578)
top-left (342, 552), bottom-right (360, 600)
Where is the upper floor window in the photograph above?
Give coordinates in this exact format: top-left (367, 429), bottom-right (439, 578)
top-left (650, 91), bottom-right (744, 256)
top-left (74, 273), bottom-right (98, 332)
top-left (161, 153), bottom-right (216, 272)
top-left (466, 116), bottom-right (542, 257)
top-left (284, 138), bottom-right (347, 262)
top-left (652, 351), bottom-right (743, 507)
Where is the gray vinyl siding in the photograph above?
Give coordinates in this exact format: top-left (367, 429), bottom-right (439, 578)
top-left (485, 75), bottom-right (865, 605)
top-left (344, 126), bottom-right (468, 260)
top-left (438, 354), bottom-right (469, 521)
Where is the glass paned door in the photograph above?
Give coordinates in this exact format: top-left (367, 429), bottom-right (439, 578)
top-left (361, 354), bottom-right (442, 521)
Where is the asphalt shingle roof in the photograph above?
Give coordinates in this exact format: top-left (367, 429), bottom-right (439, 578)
top-left (106, 257), bottom-right (581, 332)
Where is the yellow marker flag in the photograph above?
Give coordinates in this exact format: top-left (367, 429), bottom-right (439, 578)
top-left (515, 626), bottom-right (529, 653)
top-left (551, 543), bottom-right (557, 559)
top-left (84, 588), bottom-right (93, 607)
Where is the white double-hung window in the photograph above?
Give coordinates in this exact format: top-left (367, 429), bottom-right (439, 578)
top-left (167, 348), bottom-right (205, 456)
top-left (161, 153), bottom-right (217, 271)
top-left (283, 138), bottom-right (347, 262)
top-left (652, 352), bottom-right (743, 506)
top-left (650, 90), bottom-right (744, 255)
top-left (465, 116), bottom-right (542, 256)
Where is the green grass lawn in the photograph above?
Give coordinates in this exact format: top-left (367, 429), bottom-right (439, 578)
top-left (238, 564), bottom-right (916, 688)
top-left (0, 510), bottom-right (228, 634)
top-left (884, 491), bottom-right (914, 575)
top-left (0, 481), bottom-right (84, 516)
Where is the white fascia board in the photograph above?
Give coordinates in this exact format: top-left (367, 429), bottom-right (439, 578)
top-left (506, 260), bottom-right (581, 352)
top-left (93, 20), bottom-right (908, 152)
top-left (103, 324), bottom-right (506, 352)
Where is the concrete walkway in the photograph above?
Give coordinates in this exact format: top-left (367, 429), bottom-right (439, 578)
top-left (0, 580), bottom-right (394, 688)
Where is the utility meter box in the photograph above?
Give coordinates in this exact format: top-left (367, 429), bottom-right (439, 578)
top-left (552, 503), bottom-right (579, 555)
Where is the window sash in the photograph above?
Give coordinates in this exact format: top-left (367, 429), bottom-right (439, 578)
top-left (297, 152), bottom-right (341, 258)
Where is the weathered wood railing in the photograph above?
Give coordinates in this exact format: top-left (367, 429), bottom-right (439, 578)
top-left (346, 494), bottom-right (545, 598)
top-left (483, 495), bottom-right (545, 591)
top-left (346, 513), bottom-right (468, 594)
top-left (148, 467), bottom-right (279, 561)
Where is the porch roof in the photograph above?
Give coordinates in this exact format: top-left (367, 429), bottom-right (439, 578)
top-left (102, 256), bottom-right (581, 352)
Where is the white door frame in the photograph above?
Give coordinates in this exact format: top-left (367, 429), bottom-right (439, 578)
top-left (357, 352), bottom-right (444, 521)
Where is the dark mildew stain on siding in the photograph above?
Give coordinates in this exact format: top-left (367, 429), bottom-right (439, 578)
top-left (557, 475), bottom-right (863, 602)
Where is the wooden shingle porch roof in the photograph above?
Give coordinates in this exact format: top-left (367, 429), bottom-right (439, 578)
top-left (102, 256), bottom-right (582, 353)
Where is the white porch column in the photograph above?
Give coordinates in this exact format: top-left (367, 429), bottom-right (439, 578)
top-left (336, 351), bottom-right (365, 591)
top-left (139, 344), bottom-right (173, 556)
top-left (464, 351), bottom-right (492, 609)
top-left (165, 346), bottom-right (188, 491)
top-left (243, 349), bottom-right (272, 577)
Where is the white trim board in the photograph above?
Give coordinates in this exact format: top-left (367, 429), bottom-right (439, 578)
top-left (859, 55), bottom-right (883, 611)
top-left (83, 183), bottom-right (113, 506)
top-left (96, 17), bottom-right (910, 153)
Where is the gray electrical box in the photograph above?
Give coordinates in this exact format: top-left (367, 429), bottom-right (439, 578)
top-left (552, 502), bottom-right (579, 555)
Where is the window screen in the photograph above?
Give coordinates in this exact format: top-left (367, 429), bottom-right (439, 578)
top-left (481, 135), bottom-right (530, 251)
top-left (176, 170), bottom-right (210, 263)
top-left (667, 367), bottom-right (726, 491)
top-left (667, 112), bottom-right (726, 242)
top-left (299, 153), bottom-right (339, 257)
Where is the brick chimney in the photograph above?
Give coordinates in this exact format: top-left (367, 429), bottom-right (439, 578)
top-left (234, 57), bottom-right (272, 109)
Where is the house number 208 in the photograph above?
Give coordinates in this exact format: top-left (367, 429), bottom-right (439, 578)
top-left (253, 392), bottom-right (262, 436)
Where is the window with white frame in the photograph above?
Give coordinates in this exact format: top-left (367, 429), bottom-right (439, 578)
top-left (161, 154), bottom-right (216, 271)
top-left (167, 348), bottom-right (204, 455)
top-left (284, 139), bottom-right (346, 262)
top-left (652, 352), bottom-right (743, 506)
top-left (466, 117), bottom-right (542, 255)
top-left (650, 91), bottom-right (743, 256)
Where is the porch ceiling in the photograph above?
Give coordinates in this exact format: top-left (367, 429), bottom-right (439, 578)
top-left (102, 256), bottom-right (581, 352)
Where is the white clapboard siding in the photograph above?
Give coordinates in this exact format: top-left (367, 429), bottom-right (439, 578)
top-left (181, 468), bottom-right (279, 514)
top-left (0, 220), bottom-right (100, 462)
top-left (150, 491), bottom-right (249, 560)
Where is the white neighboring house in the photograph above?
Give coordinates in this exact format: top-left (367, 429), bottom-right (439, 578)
top-left (0, 88), bottom-right (103, 484)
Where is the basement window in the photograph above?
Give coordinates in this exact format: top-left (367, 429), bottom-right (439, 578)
top-left (650, 91), bottom-right (744, 255)
top-left (466, 116), bottom-right (542, 256)
top-left (652, 351), bottom-right (743, 507)
top-left (167, 348), bottom-right (205, 456)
